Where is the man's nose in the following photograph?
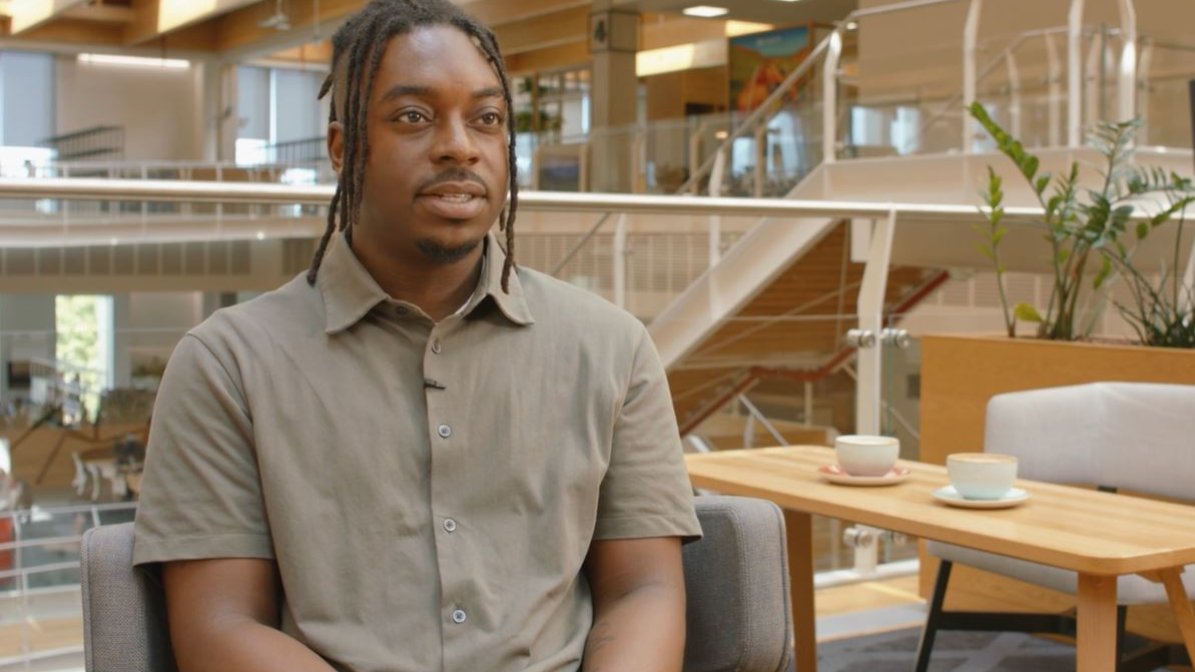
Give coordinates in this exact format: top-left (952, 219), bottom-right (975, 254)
top-left (432, 116), bottom-right (479, 164)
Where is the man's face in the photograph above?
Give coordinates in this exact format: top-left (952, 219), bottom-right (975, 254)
top-left (336, 25), bottom-right (509, 264)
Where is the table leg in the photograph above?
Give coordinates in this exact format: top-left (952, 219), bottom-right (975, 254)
top-left (784, 510), bottom-right (816, 671)
top-left (1157, 567), bottom-right (1195, 665)
top-left (1076, 573), bottom-right (1118, 672)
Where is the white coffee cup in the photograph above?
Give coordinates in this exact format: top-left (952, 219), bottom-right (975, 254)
top-left (947, 453), bottom-right (1017, 500)
top-left (835, 435), bottom-right (899, 477)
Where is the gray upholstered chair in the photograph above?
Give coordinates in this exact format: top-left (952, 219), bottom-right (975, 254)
top-left (915, 381), bottom-right (1195, 672)
top-left (82, 495), bottom-right (794, 672)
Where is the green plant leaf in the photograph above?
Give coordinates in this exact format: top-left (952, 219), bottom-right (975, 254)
top-left (1020, 155), bottom-right (1040, 182)
top-left (1093, 256), bottom-right (1113, 289)
top-left (1034, 173), bottom-right (1051, 196)
top-left (1014, 302), bottom-right (1044, 323)
top-left (1137, 221), bottom-right (1150, 240)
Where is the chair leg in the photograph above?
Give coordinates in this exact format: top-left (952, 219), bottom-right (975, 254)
top-left (914, 560), bottom-right (953, 672)
top-left (1115, 605), bottom-right (1127, 665)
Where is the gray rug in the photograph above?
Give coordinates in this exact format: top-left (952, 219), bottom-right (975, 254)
top-left (818, 627), bottom-right (1165, 672)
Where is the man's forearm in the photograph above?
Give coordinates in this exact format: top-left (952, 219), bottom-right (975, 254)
top-left (581, 583), bottom-right (686, 672)
top-left (174, 618), bottom-right (337, 672)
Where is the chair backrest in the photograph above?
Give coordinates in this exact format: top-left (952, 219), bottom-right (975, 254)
top-left (82, 495), bottom-right (793, 672)
top-left (985, 381), bottom-right (1195, 500)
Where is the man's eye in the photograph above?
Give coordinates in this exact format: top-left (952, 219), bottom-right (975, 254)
top-left (397, 111), bottom-right (427, 123)
top-left (480, 112), bottom-right (503, 126)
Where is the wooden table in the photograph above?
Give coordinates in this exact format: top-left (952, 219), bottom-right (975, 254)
top-left (686, 446), bottom-right (1195, 672)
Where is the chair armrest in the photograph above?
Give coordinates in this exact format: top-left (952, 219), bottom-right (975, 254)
top-left (683, 496), bottom-right (793, 672)
top-left (81, 522), bottom-right (178, 672)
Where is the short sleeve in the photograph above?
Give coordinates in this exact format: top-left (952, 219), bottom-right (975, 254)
top-left (593, 326), bottom-right (702, 543)
top-left (132, 333), bottom-right (274, 567)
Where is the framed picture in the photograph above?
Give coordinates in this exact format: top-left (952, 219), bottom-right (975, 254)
top-left (729, 25), bottom-right (812, 119)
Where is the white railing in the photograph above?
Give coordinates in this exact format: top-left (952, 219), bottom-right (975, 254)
top-left (1, 502), bottom-right (137, 667)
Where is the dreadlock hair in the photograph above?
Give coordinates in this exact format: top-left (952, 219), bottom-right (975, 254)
top-left (306, 0), bottom-right (520, 292)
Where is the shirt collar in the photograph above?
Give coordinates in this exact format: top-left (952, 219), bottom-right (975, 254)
top-left (319, 231), bottom-right (534, 334)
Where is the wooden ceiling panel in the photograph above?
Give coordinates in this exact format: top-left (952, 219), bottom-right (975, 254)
top-left (490, 5), bottom-right (588, 55)
top-left (18, 17), bottom-right (124, 44)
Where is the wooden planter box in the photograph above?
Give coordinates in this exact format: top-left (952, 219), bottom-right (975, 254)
top-left (917, 334), bottom-right (1195, 611)
top-left (920, 334), bottom-right (1195, 465)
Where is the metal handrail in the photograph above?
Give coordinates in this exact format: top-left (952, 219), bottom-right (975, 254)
top-left (674, 32), bottom-right (834, 195)
top-left (916, 25), bottom-right (1078, 138)
top-left (0, 176), bottom-right (1172, 226)
top-left (674, 0), bottom-right (970, 195)
top-left (737, 394), bottom-right (788, 446)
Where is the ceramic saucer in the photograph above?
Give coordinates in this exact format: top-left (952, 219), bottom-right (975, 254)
top-left (818, 464), bottom-right (912, 486)
top-left (932, 485), bottom-right (1030, 509)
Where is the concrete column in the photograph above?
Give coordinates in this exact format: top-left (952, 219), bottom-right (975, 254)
top-left (0, 295), bottom-right (56, 402)
top-left (111, 294), bottom-right (132, 388)
top-left (200, 62), bottom-right (240, 163)
top-left (588, 2), bottom-right (639, 193)
top-left (201, 292), bottom-right (237, 319)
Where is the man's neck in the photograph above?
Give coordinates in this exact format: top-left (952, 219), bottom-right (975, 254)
top-left (351, 237), bottom-right (485, 322)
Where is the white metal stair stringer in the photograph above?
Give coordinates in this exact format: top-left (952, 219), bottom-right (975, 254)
top-left (648, 215), bottom-right (841, 371)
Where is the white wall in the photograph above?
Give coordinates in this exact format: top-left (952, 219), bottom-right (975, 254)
top-left (118, 292), bottom-right (204, 384)
top-left (55, 56), bottom-right (202, 161)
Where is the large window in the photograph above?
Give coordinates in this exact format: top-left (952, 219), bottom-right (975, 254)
top-left (0, 51), bottom-right (56, 176)
top-left (236, 65), bottom-right (327, 166)
top-left (55, 295), bottom-right (113, 421)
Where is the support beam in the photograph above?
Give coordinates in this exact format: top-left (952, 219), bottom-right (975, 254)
top-left (1044, 32), bottom-right (1062, 147)
top-left (1116, 0), bottom-right (1137, 124)
top-left (961, 0), bottom-right (982, 153)
top-left (1068, 0), bottom-right (1085, 146)
top-left (15, 17), bottom-right (124, 45)
top-left (212, 0), bottom-right (362, 58)
top-left (823, 29), bottom-right (842, 166)
top-left (855, 210), bottom-right (896, 436)
top-left (461, 0), bottom-right (589, 28)
top-left (125, 0), bottom-right (259, 46)
top-left (491, 5), bottom-right (589, 55)
top-left (506, 40), bottom-right (589, 75)
top-left (8, 0), bottom-right (87, 34)
top-left (62, 3), bottom-right (135, 23)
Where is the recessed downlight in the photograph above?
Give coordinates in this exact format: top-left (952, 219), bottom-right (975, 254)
top-left (683, 5), bottom-right (730, 18)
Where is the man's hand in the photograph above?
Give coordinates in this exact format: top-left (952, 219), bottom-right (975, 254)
top-left (581, 537), bottom-right (686, 672)
top-left (162, 559), bottom-right (337, 672)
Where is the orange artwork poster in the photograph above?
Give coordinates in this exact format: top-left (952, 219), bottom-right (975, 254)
top-left (729, 26), bottom-right (812, 118)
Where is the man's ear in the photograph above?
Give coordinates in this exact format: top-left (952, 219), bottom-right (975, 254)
top-left (327, 121), bottom-right (345, 176)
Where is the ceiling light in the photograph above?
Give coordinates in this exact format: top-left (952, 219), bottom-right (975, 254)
top-left (726, 21), bottom-right (774, 37)
top-left (256, 231), bottom-right (266, 241)
top-left (683, 5), bottom-right (729, 18)
top-left (78, 53), bottom-right (190, 69)
top-left (715, 130), bottom-right (730, 140)
top-left (846, 21), bottom-right (859, 30)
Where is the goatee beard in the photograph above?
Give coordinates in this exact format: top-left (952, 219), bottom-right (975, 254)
top-left (415, 237), bottom-right (481, 264)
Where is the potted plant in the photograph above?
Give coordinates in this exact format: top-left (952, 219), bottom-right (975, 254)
top-left (969, 102), bottom-right (1195, 342)
top-left (920, 104), bottom-right (1195, 467)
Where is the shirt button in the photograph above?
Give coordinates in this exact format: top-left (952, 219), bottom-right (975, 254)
top-left (437, 424), bottom-right (452, 439)
top-left (451, 609), bottom-right (467, 624)
top-left (443, 518), bottom-right (458, 533)
top-left (431, 339), bottom-right (442, 354)
top-left (395, 306), bottom-right (409, 317)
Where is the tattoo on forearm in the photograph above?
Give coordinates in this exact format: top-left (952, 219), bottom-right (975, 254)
top-left (584, 620), bottom-right (616, 666)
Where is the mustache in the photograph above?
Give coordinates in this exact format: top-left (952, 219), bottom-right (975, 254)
top-left (417, 168), bottom-right (488, 194)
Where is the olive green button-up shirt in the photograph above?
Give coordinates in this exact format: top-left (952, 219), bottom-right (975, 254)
top-left (132, 232), bottom-right (702, 672)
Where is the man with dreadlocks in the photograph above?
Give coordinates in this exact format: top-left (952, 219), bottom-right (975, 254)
top-left (131, 1), bottom-right (701, 671)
